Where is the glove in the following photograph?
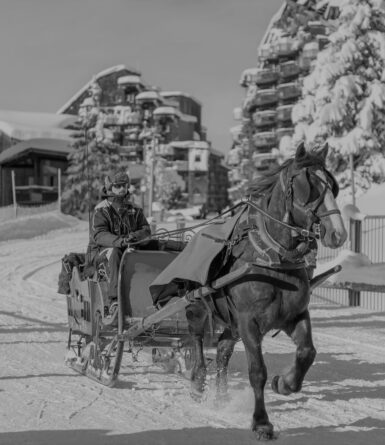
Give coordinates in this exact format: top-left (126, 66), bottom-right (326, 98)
top-left (121, 234), bottom-right (136, 247)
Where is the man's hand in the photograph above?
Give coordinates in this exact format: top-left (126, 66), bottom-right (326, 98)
top-left (121, 234), bottom-right (136, 247)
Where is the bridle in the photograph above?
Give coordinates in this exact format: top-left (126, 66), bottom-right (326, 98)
top-left (278, 167), bottom-right (341, 240)
top-left (243, 164), bottom-right (341, 265)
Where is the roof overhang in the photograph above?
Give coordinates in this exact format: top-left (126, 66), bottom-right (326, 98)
top-left (0, 138), bottom-right (72, 165)
top-left (57, 65), bottom-right (142, 114)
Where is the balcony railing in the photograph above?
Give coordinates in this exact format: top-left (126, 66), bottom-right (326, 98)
top-left (255, 68), bottom-right (279, 86)
top-left (277, 105), bottom-right (293, 123)
top-left (252, 110), bottom-right (277, 128)
top-left (277, 83), bottom-right (302, 102)
top-left (253, 131), bottom-right (277, 149)
top-left (254, 89), bottom-right (279, 109)
top-left (279, 61), bottom-right (301, 80)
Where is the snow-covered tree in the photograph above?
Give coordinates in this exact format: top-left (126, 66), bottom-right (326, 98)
top-left (292, 0), bottom-right (385, 200)
top-left (153, 157), bottom-right (185, 209)
top-left (62, 82), bottom-right (129, 216)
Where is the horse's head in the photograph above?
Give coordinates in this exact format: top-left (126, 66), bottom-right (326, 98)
top-left (288, 142), bottom-right (347, 248)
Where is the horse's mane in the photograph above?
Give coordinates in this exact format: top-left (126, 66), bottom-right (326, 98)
top-left (248, 150), bottom-right (327, 197)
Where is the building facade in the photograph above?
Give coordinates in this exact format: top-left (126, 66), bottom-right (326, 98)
top-left (0, 65), bottom-right (229, 211)
top-left (226, 0), bottom-right (341, 202)
top-left (58, 65), bottom-right (228, 212)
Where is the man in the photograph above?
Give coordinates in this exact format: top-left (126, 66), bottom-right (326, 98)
top-left (87, 170), bottom-right (151, 315)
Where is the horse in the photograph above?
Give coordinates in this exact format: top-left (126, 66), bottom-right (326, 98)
top-left (185, 142), bottom-right (347, 440)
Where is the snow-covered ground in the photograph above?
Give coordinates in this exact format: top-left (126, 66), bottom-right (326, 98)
top-left (1, 216), bottom-right (385, 444)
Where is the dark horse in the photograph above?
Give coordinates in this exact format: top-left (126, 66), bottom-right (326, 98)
top-left (185, 142), bottom-right (347, 440)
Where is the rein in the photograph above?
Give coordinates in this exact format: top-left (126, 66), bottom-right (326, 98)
top-left (128, 201), bottom-right (246, 247)
top-left (245, 198), bottom-right (320, 239)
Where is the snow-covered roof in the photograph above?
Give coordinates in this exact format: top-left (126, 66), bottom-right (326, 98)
top-left (135, 91), bottom-right (164, 102)
top-left (57, 65), bottom-right (141, 114)
top-left (0, 138), bottom-right (72, 164)
top-left (117, 75), bottom-right (142, 85)
top-left (180, 113), bottom-right (197, 123)
top-left (153, 106), bottom-right (182, 119)
top-left (0, 110), bottom-right (78, 129)
top-left (0, 121), bottom-right (75, 142)
top-left (169, 141), bottom-right (210, 150)
top-left (160, 91), bottom-right (202, 106)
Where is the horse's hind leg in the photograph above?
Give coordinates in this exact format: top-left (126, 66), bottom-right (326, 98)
top-left (186, 302), bottom-right (208, 401)
top-left (272, 310), bottom-right (316, 395)
top-left (215, 327), bottom-right (237, 403)
top-left (239, 314), bottom-right (274, 440)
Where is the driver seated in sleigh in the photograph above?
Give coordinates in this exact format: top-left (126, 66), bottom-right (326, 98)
top-left (86, 170), bottom-right (151, 316)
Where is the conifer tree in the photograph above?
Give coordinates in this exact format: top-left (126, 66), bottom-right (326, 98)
top-left (62, 84), bottom-right (129, 215)
top-left (292, 0), bottom-right (385, 200)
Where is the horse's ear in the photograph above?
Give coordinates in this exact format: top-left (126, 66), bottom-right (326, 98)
top-left (295, 141), bottom-right (306, 161)
top-left (319, 142), bottom-right (329, 160)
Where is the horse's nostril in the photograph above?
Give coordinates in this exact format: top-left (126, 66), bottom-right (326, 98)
top-left (332, 231), bottom-right (342, 246)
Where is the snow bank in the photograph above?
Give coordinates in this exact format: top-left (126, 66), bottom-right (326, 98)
top-left (0, 211), bottom-right (82, 242)
top-left (315, 249), bottom-right (385, 286)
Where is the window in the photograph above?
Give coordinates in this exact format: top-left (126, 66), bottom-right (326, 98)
top-left (195, 154), bottom-right (201, 162)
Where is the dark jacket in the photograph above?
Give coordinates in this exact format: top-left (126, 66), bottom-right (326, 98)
top-left (87, 197), bottom-right (151, 263)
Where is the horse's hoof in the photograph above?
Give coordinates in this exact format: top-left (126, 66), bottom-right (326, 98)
top-left (271, 376), bottom-right (280, 394)
top-left (190, 388), bottom-right (206, 403)
top-left (271, 375), bottom-right (292, 396)
top-left (253, 424), bottom-right (276, 441)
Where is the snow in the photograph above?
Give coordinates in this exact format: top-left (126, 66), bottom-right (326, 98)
top-left (314, 249), bottom-right (385, 286)
top-left (356, 182), bottom-right (385, 214)
top-left (1, 215), bottom-right (385, 444)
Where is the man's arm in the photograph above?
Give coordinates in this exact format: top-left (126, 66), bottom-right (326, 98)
top-left (92, 208), bottom-right (127, 248)
top-left (128, 208), bottom-right (151, 241)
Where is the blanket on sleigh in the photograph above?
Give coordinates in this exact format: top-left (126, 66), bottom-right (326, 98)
top-left (149, 211), bottom-right (244, 306)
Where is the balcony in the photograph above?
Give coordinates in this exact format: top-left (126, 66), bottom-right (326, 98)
top-left (277, 105), bottom-right (293, 123)
top-left (255, 68), bottom-right (279, 87)
top-left (279, 61), bottom-right (301, 80)
top-left (298, 54), bottom-right (314, 72)
top-left (276, 127), bottom-right (294, 141)
top-left (274, 38), bottom-right (300, 59)
top-left (259, 44), bottom-right (278, 62)
top-left (277, 83), bottom-right (302, 102)
top-left (307, 21), bottom-right (326, 36)
top-left (302, 41), bottom-right (319, 60)
top-left (254, 89), bottom-right (279, 110)
top-left (239, 68), bottom-right (259, 87)
top-left (252, 110), bottom-right (277, 128)
top-left (317, 35), bottom-right (329, 50)
top-left (252, 131), bottom-right (277, 150)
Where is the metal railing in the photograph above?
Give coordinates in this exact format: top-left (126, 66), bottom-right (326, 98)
top-left (313, 215), bottom-right (385, 310)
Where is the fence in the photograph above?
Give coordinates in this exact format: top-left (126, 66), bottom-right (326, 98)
top-left (0, 201), bottom-right (60, 223)
top-left (313, 215), bottom-right (385, 311)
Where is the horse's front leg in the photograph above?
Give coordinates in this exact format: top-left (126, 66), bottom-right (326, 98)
top-left (216, 327), bottom-right (237, 403)
top-left (186, 302), bottom-right (208, 401)
top-left (272, 309), bottom-right (316, 395)
top-left (239, 314), bottom-right (274, 440)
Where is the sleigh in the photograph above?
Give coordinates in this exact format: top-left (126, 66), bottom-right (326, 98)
top-left (63, 229), bottom-right (254, 387)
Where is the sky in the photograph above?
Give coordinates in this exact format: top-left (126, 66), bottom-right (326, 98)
top-left (0, 0), bottom-right (284, 154)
